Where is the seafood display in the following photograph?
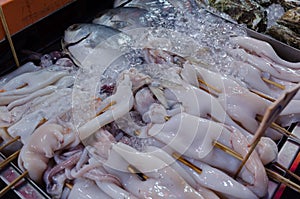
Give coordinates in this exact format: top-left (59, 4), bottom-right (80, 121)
top-left (1, 0), bottom-right (300, 199)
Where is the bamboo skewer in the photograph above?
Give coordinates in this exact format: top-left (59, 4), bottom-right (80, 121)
top-left (214, 140), bottom-right (300, 193)
top-left (262, 78), bottom-right (285, 90)
top-left (256, 115), bottom-right (300, 142)
top-left (234, 84), bottom-right (300, 178)
top-left (266, 168), bottom-right (300, 192)
top-left (0, 136), bottom-right (20, 151)
top-left (213, 141), bottom-right (243, 161)
top-left (198, 78), bottom-right (221, 94)
top-left (0, 170), bottom-right (28, 198)
top-left (37, 118), bottom-right (48, 128)
top-left (0, 150), bottom-right (20, 169)
top-left (65, 183), bottom-right (74, 190)
top-left (273, 162), bottom-right (300, 182)
top-left (96, 101), bottom-right (117, 117)
top-left (16, 83), bottom-right (29, 90)
top-left (249, 89), bottom-right (276, 102)
top-left (172, 152), bottom-right (202, 174)
top-left (127, 165), bottom-right (149, 181)
top-left (0, 5), bottom-right (20, 67)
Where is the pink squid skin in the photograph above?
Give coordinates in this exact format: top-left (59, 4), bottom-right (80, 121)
top-left (44, 151), bottom-right (82, 184)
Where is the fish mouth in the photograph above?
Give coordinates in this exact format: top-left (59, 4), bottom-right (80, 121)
top-left (62, 33), bottom-right (91, 50)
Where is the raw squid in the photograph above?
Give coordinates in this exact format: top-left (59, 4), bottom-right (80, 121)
top-left (8, 88), bottom-right (73, 142)
top-left (227, 48), bottom-right (300, 82)
top-left (0, 62), bottom-right (40, 87)
top-left (0, 69), bottom-right (69, 97)
top-left (103, 142), bottom-right (205, 199)
top-left (193, 64), bottom-right (286, 139)
top-left (18, 123), bottom-right (79, 183)
top-left (66, 179), bottom-right (112, 199)
top-left (144, 146), bottom-right (256, 199)
top-left (147, 112), bottom-right (268, 197)
top-left (230, 36), bottom-right (300, 69)
top-left (182, 157), bottom-right (258, 199)
top-left (78, 68), bottom-right (151, 140)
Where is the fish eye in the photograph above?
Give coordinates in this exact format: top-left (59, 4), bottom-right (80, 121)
top-left (69, 24), bottom-right (81, 31)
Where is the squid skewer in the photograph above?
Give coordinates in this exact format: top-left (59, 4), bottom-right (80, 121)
top-left (249, 89), bottom-right (276, 102)
top-left (0, 150), bottom-right (20, 169)
top-left (256, 115), bottom-right (300, 142)
top-left (127, 165), bottom-right (149, 181)
top-left (262, 78), bottom-right (286, 90)
top-left (235, 84), bottom-right (300, 178)
top-left (198, 77), bottom-right (300, 141)
top-left (0, 136), bottom-right (27, 197)
top-left (65, 182), bottom-right (74, 190)
top-left (179, 140), bottom-right (300, 194)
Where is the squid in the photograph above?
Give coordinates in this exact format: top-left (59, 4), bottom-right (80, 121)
top-left (145, 65), bottom-right (278, 164)
top-left (193, 64), bottom-right (300, 136)
top-left (146, 112), bottom-right (268, 197)
top-left (0, 69), bottom-right (69, 97)
top-left (8, 88), bottom-right (73, 142)
top-left (18, 123), bottom-right (80, 183)
top-left (78, 68), bottom-right (151, 141)
top-left (144, 146), bottom-right (256, 199)
top-left (230, 36), bottom-right (300, 69)
top-left (227, 48), bottom-right (300, 82)
top-left (0, 62), bottom-right (41, 87)
top-left (66, 179), bottom-right (112, 199)
top-left (103, 142), bottom-right (206, 199)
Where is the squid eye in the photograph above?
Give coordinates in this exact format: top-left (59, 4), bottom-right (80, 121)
top-left (69, 24), bottom-right (81, 31)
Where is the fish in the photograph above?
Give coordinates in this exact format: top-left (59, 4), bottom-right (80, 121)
top-left (93, 7), bottom-right (149, 30)
top-left (63, 23), bottom-right (131, 67)
top-left (113, 0), bottom-right (132, 8)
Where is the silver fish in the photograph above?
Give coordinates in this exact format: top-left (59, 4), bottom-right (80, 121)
top-left (63, 23), bottom-right (131, 67)
top-left (114, 0), bottom-right (131, 7)
top-left (93, 7), bottom-right (149, 30)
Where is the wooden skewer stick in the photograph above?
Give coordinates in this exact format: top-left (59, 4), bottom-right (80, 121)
top-left (273, 162), bottom-right (300, 182)
top-left (0, 136), bottom-right (20, 151)
top-left (65, 183), bottom-right (73, 190)
top-left (164, 116), bottom-right (170, 121)
top-left (16, 83), bottom-right (29, 90)
top-left (0, 170), bottom-right (28, 198)
top-left (256, 115), bottom-right (300, 141)
top-left (36, 118), bottom-right (48, 128)
top-left (127, 165), bottom-right (149, 181)
top-left (266, 168), bottom-right (300, 193)
top-left (198, 78), bottom-right (222, 94)
top-left (172, 152), bottom-right (202, 174)
top-left (234, 84), bottom-right (300, 178)
top-left (0, 6), bottom-right (20, 67)
top-left (262, 78), bottom-right (285, 90)
top-left (0, 150), bottom-right (20, 169)
top-left (249, 89), bottom-right (276, 102)
top-left (213, 141), bottom-right (243, 161)
top-left (96, 101), bottom-right (117, 117)
top-left (214, 140), bottom-right (300, 192)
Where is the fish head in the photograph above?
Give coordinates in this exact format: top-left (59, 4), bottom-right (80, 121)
top-left (63, 23), bottom-right (92, 45)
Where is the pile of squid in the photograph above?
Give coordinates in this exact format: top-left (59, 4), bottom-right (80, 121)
top-left (1, 0), bottom-right (300, 198)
